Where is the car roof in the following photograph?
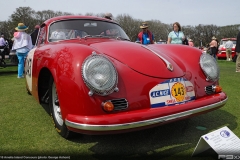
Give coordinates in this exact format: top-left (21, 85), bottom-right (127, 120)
top-left (42, 15), bottom-right (118, 26)
top-left (221, 38), bottom-right (237, 41)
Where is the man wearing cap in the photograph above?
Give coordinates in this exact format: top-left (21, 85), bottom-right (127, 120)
top-left (225, 38), bottom-right (233, 61)
top-left (209, 36), bottom-right (218, 59)
top-left (137, 22), bottom-right (154, 45)
top-left (12, 23), bottom-right (33, 78)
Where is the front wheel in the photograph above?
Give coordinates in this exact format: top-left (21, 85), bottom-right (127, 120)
top-left (49, 77), bottom-right (73, 139)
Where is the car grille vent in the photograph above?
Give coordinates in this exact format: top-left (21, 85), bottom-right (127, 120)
top-left (110, 98), bottom-right (128, 111)
top-left (205, 85), bottom-right (214, 95)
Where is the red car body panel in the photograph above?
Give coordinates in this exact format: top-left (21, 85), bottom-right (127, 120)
top-left (25, 15), bottom-right (227, 135)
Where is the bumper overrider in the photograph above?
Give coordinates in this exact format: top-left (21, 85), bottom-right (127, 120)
top-left (65, 93), bottom-right (227, 133)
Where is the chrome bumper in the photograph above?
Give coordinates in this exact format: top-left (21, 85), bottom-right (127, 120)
top-left (65, 98), bottom-right (227, 131)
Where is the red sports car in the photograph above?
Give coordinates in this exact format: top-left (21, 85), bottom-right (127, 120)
top-left (25, 15), bottom-right (227, 139)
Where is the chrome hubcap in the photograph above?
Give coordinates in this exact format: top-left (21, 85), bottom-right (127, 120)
top-left (52, 82), bottom-right (63, 126)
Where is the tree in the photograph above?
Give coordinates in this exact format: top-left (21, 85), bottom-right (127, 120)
top-left (147, 20), bottom-right (169, 42)
top-left (1, 6), bottom-right (240, 45)
top-left (218, 24), bottom-right (240, 39)
top-left (9, 7), bottom-right (36, 33)
top-left (115, 14), bottom-right (141, 41)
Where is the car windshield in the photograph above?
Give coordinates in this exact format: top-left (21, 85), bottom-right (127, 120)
top-left (48, 19), bottom-right (130, 42)
top-left (220, 40), bottom-right (236, 45)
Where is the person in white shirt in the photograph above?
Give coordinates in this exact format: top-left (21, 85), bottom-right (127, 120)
top-left (0, 34), bottom-right (7, 60)
top-left (50, 29), bottom-right (66, 40)
top-left (12, 23), bottom-right (32, 78)
top-left (225, 38), bottom-right (234, 61)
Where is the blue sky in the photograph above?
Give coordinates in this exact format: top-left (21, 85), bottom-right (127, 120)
top-left (1, 0), bottom-right (239, 26)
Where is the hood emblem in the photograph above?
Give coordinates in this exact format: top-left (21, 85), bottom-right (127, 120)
top-left (141, 45), bottom-right (174, 72)
top-left (168, 63), bottom-right (174, 71)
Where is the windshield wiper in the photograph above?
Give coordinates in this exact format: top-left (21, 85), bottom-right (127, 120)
top-left (84, 35), bottom-right (92, 39)
top-left (84, 35), bottom-right (130, 41)
top-left (116, 36), bottom-right (130, 41)
top-left (84, 35), bottom-right (110, 39)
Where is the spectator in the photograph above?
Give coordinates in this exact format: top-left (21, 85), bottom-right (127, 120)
top-left (225, 38), bottom-right (233, 61)
top-left (235, 30), bottom-right (240, 72)
top-left (167, 22), bottom-right (185, 44)
top-left (137, 22), bottom-right (154, 45)
top-left (188, 39), bottom-right (194, 47)
top-left (50, 29), bottom-right (66, 40)
top-left (30, 25), bottom-right (40, 46)
top-left (209, 36), bottom-right (218, 60)
top-left (104, 13), bottom-right (113, 20)
top-left (182, 38), bottom-right (188, 45)
top-left (0, 34), bottom-right (7, 60)
top-left (12, 23), bottom-right (33, 78)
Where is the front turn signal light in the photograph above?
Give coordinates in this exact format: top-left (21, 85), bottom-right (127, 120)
top-left (102, 101), bottom-right (114, 112)
top-left (214, 85), bottom-right (222, 93)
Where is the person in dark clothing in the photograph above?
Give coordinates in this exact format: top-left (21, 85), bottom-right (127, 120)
top-left (182, 38), bottom-right (189, 45)
top-left (235, 31), bottom-right (240, 72)
top-left (30, 25), bottom-right (40, 46)
top-left (209, 36), bottom-right (218, 59)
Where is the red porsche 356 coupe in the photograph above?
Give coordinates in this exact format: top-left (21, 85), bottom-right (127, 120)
top-left (25, 15), bottom-right (227, 139)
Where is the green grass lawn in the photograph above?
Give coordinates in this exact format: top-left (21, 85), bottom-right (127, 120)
top-left (0, 61), bottom-right (239, 160)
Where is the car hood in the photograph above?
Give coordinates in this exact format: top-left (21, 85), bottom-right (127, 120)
top-left (90, 41), bottom-right (185, 78)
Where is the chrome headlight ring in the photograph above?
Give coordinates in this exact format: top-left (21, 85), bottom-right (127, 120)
top-left (82, 53), bottom-right (118, 96)
top-left (200, 53), bottom-right (219, 82)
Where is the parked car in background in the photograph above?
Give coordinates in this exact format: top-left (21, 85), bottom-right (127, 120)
top-left (217, 38), bottom-right (236, 59)
top-left (25, 15), bottom-right (227, 139)
top-left (156, 40), bottom-right (167, 44)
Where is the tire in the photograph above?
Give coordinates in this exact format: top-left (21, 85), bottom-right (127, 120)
top-left (49, 76), bottom-right (73, 139)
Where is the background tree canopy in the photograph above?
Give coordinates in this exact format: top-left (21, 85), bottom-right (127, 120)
top-left (1, 7), bottom-right (240, 47)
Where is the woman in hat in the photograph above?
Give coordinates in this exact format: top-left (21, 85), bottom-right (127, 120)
top-left (209, 36), bottom-right (218, 60)
top-left (12, 23), bottom-right (32, 78)
top-left (104, 13), bottom-right (113, 20)
top-left (167, 22), bottom-right (185, 44)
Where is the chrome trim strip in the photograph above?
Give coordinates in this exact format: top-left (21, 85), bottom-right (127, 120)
top-left (65, 98), bottom-right (227, 131)
top-left (141, 45), bottom-right (173, 71)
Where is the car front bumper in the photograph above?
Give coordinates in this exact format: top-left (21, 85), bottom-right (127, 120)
top-left (65, 92), bottom-right (227, 133)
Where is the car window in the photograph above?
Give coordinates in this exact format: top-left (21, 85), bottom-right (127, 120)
top-left (220, 40), bottom-right (236, 45)
top-left (36, 26), bottom-right (46, 46)
top-left (48, 19), bottom-right (130, 42)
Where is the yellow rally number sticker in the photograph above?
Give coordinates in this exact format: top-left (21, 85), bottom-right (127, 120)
top-left (171, 82), bottom-right (186, 102)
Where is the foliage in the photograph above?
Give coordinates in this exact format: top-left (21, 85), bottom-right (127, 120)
top-left (0, 7), bottom-right (240, 46)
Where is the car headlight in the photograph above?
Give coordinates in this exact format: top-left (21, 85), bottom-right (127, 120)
top-left (82, 54), bottom-right (118, 96)
top-left (200, 53), bottom-right (219, 82)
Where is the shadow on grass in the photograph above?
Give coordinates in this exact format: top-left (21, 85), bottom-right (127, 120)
top-left (64, 109), bottom-right (237, 159)
top-left (0, 70), bottom-right (17, 74)
top-left (0, 66), bottom-right (18, 75)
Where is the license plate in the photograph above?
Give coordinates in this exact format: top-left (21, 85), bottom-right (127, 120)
top-left (149, 78), bottom-right (195, 108)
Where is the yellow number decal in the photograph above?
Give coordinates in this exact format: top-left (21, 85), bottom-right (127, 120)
top-left (171, 82), bottom-right (186, 102)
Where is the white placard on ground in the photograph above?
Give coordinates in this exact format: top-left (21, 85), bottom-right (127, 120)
top-left (192, 126), bottom-right (240, 156)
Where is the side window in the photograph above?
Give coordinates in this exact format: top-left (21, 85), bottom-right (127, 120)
top-left (36, 26), bottom-right (46, 46)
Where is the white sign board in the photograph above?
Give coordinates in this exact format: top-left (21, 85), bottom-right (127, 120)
top-left (192, 126), bottom-right (240, 156)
